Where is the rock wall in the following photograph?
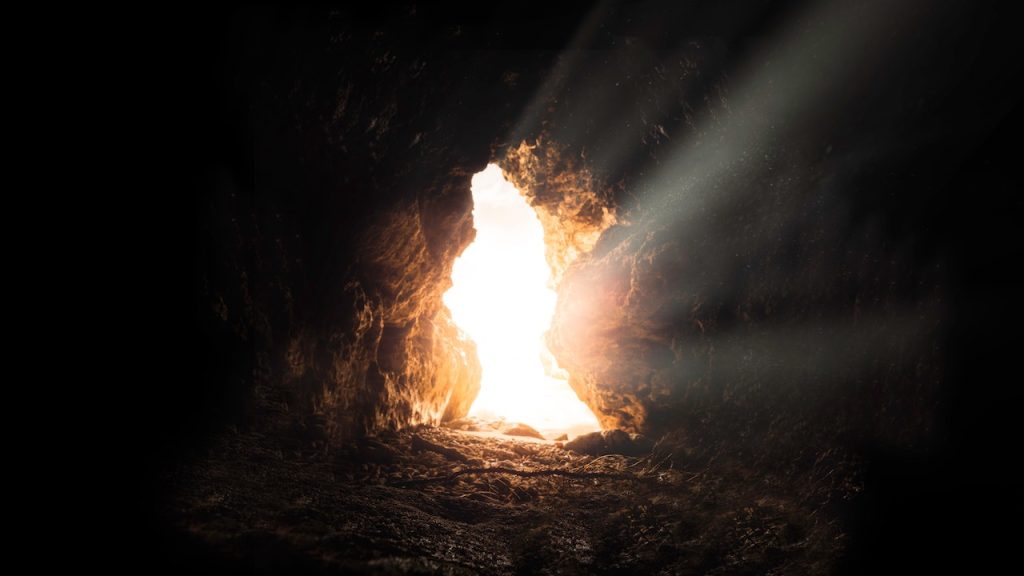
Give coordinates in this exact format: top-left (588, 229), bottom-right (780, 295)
top-left (155, 4), bottom-right (1018, 572)
top-left (192, 3), bottom-right (976, 465)
top-left (499, 140), bottom-right (617, 285)
top-left (491, 2), bottom-right (955, 463)
top-left (193, 7), bottom-right (574, 443)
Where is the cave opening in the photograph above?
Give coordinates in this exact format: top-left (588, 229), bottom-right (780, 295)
top-left (443, 164), bottom-right (601, 439)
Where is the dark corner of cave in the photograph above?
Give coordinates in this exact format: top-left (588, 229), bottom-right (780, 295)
top-left (142, 2), bottom-right (1020, 575)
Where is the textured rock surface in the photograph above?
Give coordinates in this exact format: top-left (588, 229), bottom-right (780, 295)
top-left (191, 4), bottom-right (953, 455)
top-left (188, 3), bottom-right (960, 458)
top-left (169, 427), bottom-right (846, 574)
top-left (564, 430), bottom-right (654, 457)
top-left (191, 8), bottom-right (567, 443)
top-left (151, 3), bottom-right (1018, 573)
top-left (499, 140), bottom-right (617, 284)
top-left (501, 423), bottom-right (545, 440)
top-left (507, 20), bottom-right (952, 458)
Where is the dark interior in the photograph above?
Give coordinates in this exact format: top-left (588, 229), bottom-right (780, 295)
top-left (130, 2), bottom-right (1021, 573)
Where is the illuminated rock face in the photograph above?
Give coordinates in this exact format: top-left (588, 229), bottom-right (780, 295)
top-left (228, 168), bottom-right (486, 442)
top-left (499, 142), bottom-right (618, 286)
top-left (547, 224), bottom-right (695, 434)
top-left (196, 6), bottom-right (944, 454)
top-left (350, 188), bottom-right (483, 434)
top-left (194, 14), bottom-right (561, 443)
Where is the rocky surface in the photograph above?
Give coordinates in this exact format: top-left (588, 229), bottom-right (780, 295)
top-left (445, 417), bottom-right (548, 441)
top-left (159, 4), bottom-right (1021, 572)
top-left (516, 11), bottom-right (952, 458)
top-left (190, 2), bottom-right (947, 454)
top-left (564, 430), bottom-right (654, 457)
top-left (163, 426), bottom-right (847, 575)
top-left (190, 7), bottom-right (571, 443)
top-left (499, 141), bottom-right (618, 284)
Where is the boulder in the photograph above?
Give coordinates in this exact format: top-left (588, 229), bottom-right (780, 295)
top-left (564, 430), bottom-right (653, 457)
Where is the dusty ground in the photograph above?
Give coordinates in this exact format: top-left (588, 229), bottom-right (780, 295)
top-left (162, 425), bottom-right (846, 574)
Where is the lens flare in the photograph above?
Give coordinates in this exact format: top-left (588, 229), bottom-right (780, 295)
top-left (443, 165), bottom-right (601, 438)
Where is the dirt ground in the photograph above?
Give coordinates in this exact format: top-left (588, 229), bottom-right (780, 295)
top-left (161, 425), bottom-right (846, 574)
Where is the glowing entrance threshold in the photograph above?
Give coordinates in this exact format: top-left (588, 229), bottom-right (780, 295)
top-left (444, 165), bottom-right (601, 439)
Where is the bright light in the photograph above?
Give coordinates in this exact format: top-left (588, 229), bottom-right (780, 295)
top-left (444, 165), bottom-right (601, 438)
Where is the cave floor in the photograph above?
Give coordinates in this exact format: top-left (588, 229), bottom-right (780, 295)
top-left (162, 426), bottom-right (841, 574)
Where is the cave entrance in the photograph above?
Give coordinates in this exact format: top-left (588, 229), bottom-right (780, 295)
top-left (444, 164), bottom-right (601, 439)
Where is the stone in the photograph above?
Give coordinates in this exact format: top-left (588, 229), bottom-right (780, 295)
top-left (502, 423), bottom-right (545, 440)
top-left (564, 430), bottom-right (653, 457)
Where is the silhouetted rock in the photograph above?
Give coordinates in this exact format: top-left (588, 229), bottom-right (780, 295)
top-left (564, 430), bottom-right (653, 456)
top-left (502, 423), bottom-right (545, 440)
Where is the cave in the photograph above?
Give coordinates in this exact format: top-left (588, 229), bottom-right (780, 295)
top-left (138, 2), bottom-right (1020, 574)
